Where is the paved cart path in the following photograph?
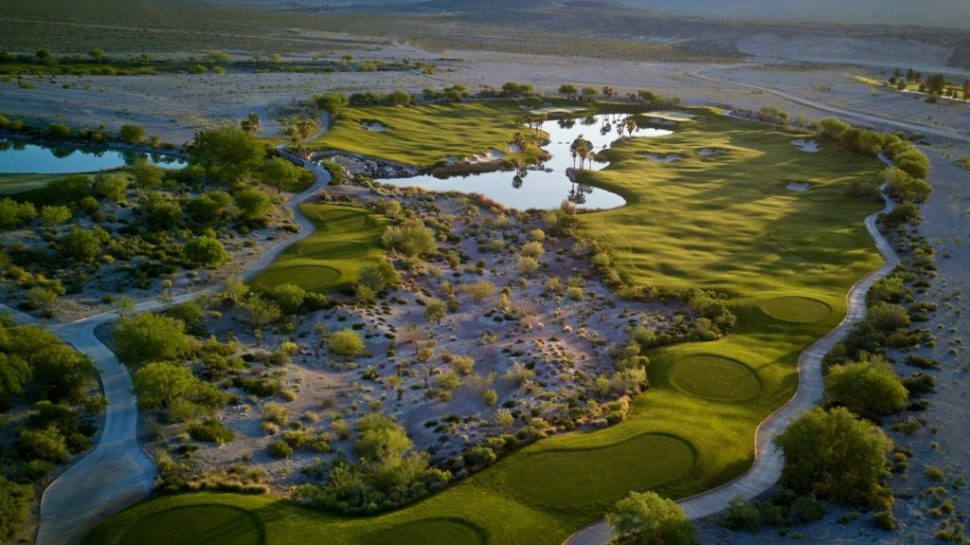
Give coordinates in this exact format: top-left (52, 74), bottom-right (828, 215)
top-left (31, 137), bottom-right (329, 545)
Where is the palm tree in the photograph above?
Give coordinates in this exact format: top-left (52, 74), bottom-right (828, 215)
top-left (624, 117), bottom-right (637, 137)
top-left (292, 118), bottom-right (319, 159)
top-left (241, 112), bottom-right (261, 134)
top-left (602, 86), bottom-right (616, 101)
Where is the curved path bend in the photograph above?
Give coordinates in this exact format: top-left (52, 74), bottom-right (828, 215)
top-left (564, 187), bottom-right (900, 545)
top-left (31, 142), bottom-right (329, 545)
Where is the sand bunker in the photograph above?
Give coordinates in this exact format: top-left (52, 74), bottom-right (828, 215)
top-left (791, 139), bottom-right (820, 152)
top-left (645, 111), bottom-right (695, 123)
top-left (360, 121), bottom-right (387, 132)
top-left (465, 148), bottom-right (506, 164)
top-left (696, 147), bottom-right (728, 157)
top-left (640, 153), bottom-right (683, 163)
top-left (786, 182), bottom-right (812, 192)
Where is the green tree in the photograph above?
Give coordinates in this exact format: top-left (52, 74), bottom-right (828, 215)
top-left (18, 427), bottom-right (71, 463)
top-left (234, 188), bottom-right (273, 224)
top-left (240, 112), bottom-right (261, 134)
top-left (93, 172), bottom-right (129, 203)
top-left (88, 48), bottom-right (106, 60)
top-left (354, 412), bottom-right (413, 466)
top-left (0, 352), bottom-right (31, 406)
top-left (113, 313), bottom-right (190, 366)
top-left (775, 406), bottom-right (893, 507)
top-left (0, 476), bottom-right (32, 541)
top-left (184, 236), bottom-right (227, 267)
top-left (314, 92), bottom-right (349, 118)
top-left (825, 355), bottom-right (908, 419)
top-left (559, 84), bottom-right (578, 99)
top-left (47, 123), bottom-right (71, 138)
top-left (606, 491), bottom-right (697, 545)
top-left (128, 159), bottom-right (163, 189)
top-left (187, 126), bottom-right (266, 184)
top-left (382, 220), bottom-right (437, 257)
top-left (119, 123), bottom-right (145, 145)
top-left (260, 156), bottom-right (304, 193)
top-left (0, 198), bottom-right (36, 229)
top-left (58, 227), bottom-right (103, 263)
top-left (357, 257), bottom-right (400, 291)
top-left (39, 205), bottom-right (72, 227)
top-left (187, 190), bottom-right (233, 224)
top-left (132, 361), bottom-right (196, 409)
top-left (268, 283), bottom-right (306, 315)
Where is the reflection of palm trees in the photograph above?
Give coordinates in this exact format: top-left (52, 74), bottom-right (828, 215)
top-left (51, 147), bottom-right (74, 159)
top-left (512, 168), bottom-right (527, 189)
top-left (558, 118), bottom-right (576, 129)
top-left (625, 117), bottom-right (638, 137)
top-left (567, 182), bottom-right (592, 205)
top-left (581, 116), bottom-right (596, 126)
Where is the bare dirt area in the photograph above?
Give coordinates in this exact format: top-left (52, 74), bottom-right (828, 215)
top-left (145, 182), bottom-right (686, 493)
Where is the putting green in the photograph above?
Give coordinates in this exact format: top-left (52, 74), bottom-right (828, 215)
top-left (668, 355), bottom-right (761, 401)
top-left (503, 433), bottom-right (695, 508)
top-left (761, 296), bottom-right (832, 323)
top-left (250, 204), bottom-right (387, 293)
top-left (369, 518), bottom-right (486, 545)
top-left (119, 505), bottom-right (262, 545)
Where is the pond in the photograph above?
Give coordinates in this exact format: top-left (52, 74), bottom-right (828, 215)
top-left (0, 138), bottom-right (186, 174)
top-left (376, 113), bottom-right (672, 211)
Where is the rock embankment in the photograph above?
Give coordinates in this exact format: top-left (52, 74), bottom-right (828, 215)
top-left (315, 150), bottom-right (419, 178)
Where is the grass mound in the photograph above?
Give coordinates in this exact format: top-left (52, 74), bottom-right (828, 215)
top-left (309, 100), bottom-right (551, 167)
top-left (251, 204), bottom-right (387, 293)
top-left (761, 296), bottom-right (832, 323)
top-left (668, 355), bottom-right (761, 401)
top-left (368, 518), bottom-right (486, 545)
top-left (118, 505), bottom-right (262, 545)
top-left (502, 433), bottom-right (695, 509)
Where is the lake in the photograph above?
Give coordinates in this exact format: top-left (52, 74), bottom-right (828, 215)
top-left (376, 113), bottom-right (672, 211)
top-left (0, 138), bottom-right (186, 174)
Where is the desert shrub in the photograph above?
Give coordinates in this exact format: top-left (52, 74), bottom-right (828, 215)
top-left (267, 439), bottom-right (293, 459)
top-left (188, 420), bottom-right (235, 445)
top-left (268, 283), bottom-right (306, 315)
top-left (184, 236), bottom-right (228, 267)
top-left (327, 329), bottom-right (365, 357)
top-left (17, 427), bottom-right (71, 463)
top-left (262, 402), bottom-right (289, 425)
top-left (382, 220), bottom-right (436, 257)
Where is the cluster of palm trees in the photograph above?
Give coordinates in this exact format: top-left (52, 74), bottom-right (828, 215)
top-left (569, 135), bottom-right (596, 170)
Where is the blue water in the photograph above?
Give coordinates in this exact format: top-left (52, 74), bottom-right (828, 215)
top-left (0, 139), bottom-right (186, 174)
top-left (376, 113), bottom-right (673, 211)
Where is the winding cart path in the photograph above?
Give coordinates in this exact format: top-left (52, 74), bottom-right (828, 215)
top-left (564, 187), bottom-right (900, 545)
top-left (30, 142), bottom-right (328, 545)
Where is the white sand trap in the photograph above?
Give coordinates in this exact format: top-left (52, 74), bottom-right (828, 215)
top-left (360, 121), bottom-right (387, 132)
top-left (645, 111), bottom-right (695, 123)
top-left (786, 182), bottom-right (812, 192)
top-left (696, 147), bottom-right (728, 157)
top-left (465, 148), bottom-right (506, 164)
top-left (530, 106), bottom-right (587, 116)
top-left (641, 153), bottom-right (683, 163)
top-left (791, 139), bottom-right (820, 152)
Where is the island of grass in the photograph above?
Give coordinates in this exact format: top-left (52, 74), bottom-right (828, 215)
top-left (250, 203), bottom-right (388, 293)
top-left (84, 103), bottom-right (886, 545)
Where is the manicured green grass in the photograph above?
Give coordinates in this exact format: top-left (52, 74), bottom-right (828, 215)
top-left (761, 296), bottom-right (832, 323)
top-left (250, 204), bottom-right (388, 293)
top-left (308, 100), bottom-right (556, 167)
top-left (111, 505), bottom-right (263, 545)
top-left (85, 106), bottom-right (885, 545)
top-left (668, 355), bottom-right (761, 401)
top-left (0, 172), bottom-right (68, 194)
